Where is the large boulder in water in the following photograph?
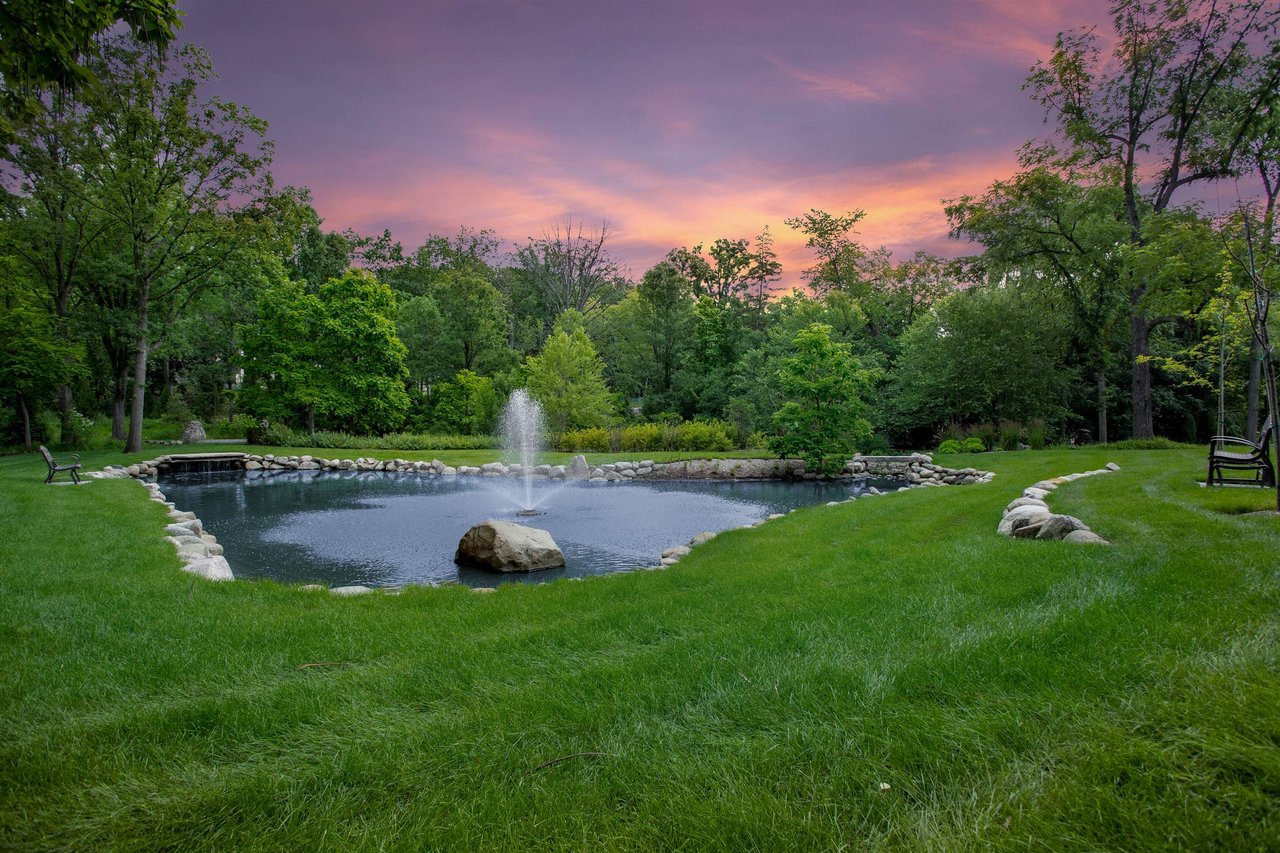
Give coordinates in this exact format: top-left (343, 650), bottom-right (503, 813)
top-left (455, 520), bottom-right (566, 572)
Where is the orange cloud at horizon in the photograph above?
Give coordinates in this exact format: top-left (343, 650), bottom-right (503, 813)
top-left (310, 142), bottom-right (1023, 291)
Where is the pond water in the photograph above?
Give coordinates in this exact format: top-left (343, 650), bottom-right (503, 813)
top-left (158, 470), bottom-right (904, 588)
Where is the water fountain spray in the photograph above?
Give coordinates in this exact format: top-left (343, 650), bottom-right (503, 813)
top-left (501, 389), bottom-right (546, 515)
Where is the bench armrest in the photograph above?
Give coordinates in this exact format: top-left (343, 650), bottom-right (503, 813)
top-left (1210, 436), bottom-right (1260, 450)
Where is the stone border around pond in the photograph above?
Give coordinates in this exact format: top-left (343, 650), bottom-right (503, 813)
top-left (996, 463), bottom-right (1118, 544)
top-left (90, 450), bottom-right (996, 485)
top-left (92, 451), bottom-right (998, 592)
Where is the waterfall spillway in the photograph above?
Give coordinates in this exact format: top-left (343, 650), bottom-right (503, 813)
top-left (501, 389), bottom-right (546, 512)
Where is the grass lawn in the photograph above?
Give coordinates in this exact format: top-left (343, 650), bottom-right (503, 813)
top-left (1, 446), bottom-right (1277, 850)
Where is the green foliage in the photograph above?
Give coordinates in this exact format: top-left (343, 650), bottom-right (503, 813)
top-left (1106, 437), bottom-right (1195, 450)
top-left (887, 284), bottom-right (1073, 440)
top-left (252, 424), bottom-right (496, 451)
top-left (937, 437), bottom-right (985, 454)
top-left (558, 427), bottom-right (611, 452)
top-left (427, 370), bottom-right (499, 436)
top-left (244, 270), bottom-right (409, 435)
top-left (1027, 418), bottom-right (1048, 450)
top-left (426, 270), bottom-right (510, 374)
top-left (619, 423), bottom-right (662, 452)
top-left (998, 419), bottom-right (1023, 451)
top-left (768, 323), bottom-right (874, 476)
top-left (558, 419), bottom-right (736, 453)
top-left (0, 0), bottom-right (181, 136)
top-left (524, 311), bottom-right (615, 433)
top-left (204, 414), bottom-right (257, 440)
top-left (0, 266), bottom-right (85, 449)
top-left (673, 419), bottom-right (733, 452)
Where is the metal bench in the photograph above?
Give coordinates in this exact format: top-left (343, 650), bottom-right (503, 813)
top-left (1207, 418), bottom-right (1275, 487)
top-left (39, 445), bottom-right (82, 484)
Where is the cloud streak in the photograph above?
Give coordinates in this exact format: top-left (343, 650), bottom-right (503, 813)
top-left (181, 0), bottom-right (1116, 287)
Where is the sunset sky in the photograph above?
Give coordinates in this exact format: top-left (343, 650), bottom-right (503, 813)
top-left (180, 0), bottom-right (1119, 285)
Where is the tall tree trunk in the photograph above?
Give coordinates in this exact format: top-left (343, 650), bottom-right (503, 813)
top-left (125, 285), bottom-right (150, 454)
top-left (104, 334), bottom-right (129, 440)
top-left (306, 404), bottom-right (315, 435)
top-left (1096, 369), bottom-right (1108, 444)
top-left (1130, 296), bottom-right (1154, 439)
top-left (57, 384), bottom-right (73, 435)
top-left (19, 395), bottom-right (31, 453)
top-left (1247, 338), bottom-right (1262, 441)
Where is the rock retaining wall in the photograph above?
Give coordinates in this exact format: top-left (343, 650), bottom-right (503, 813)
top-left (94, 451), bottom-right (996, 485)
top-left (996, 463), bottom-right (1118, 544)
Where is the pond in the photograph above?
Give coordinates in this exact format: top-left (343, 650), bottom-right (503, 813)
top-left (158, 470), bottom-right (905, 588)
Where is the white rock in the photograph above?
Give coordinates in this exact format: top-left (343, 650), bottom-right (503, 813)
top-left (1064, 529), bottom-right (1110, 544)
top-left (997, 505), bottom-right (1051, 536)
top-left (330, 585), bottom-right (373, 596)
top-left (455, 520), bottom-right (565, 572)
top-left (181, 556), bottom-right (233, 581)
top-left (689, 531), bottom-right (717, 546)
top-left (662, 545), bottom-right (691, 560)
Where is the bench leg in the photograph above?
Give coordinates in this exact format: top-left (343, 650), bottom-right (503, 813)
top-left (70, 468), bottom-right (80, 485)
top-left (44, 468), bottom-right (55, 485)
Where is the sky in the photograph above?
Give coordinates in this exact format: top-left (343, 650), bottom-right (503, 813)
top-left (177, 0), bottom-right (1118, 286)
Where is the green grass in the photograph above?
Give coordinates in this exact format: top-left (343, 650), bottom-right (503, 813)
top-left (1, 447), bottom-right (1278, 850)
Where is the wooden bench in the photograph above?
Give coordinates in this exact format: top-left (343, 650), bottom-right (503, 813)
top-left (39, 445), bottom-right (82, 484)
top-left (1207, 418), bottom-right (1275, 487)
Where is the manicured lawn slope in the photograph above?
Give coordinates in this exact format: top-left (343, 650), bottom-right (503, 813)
top-left (1, 448), bottom-right (1277, 850)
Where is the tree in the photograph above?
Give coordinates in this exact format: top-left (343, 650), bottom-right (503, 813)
top-left (947, 165), bottom-right (1130, 441)
top-left (523, 311), bottom-right (614, 433)
top-left (768, 323), bottom-right (874, 477)
top-left (666, 233), bottom-right (778, 311)
top-left (0, 94), bottom-right (110, 429)
top-left (784, 208), bottom-right (870, 296)
top-left (1027, 0), bottom-right (1280, 437)
top-left (635, 261), bottom-right (694, 396)
top-left (515, 218), bottom-right (625, 319)
top-left (0, 0), bottom-right (181, 137)
top-left (396, 294), bottom-right (450, 389)
top-left (427, 270), bottom-right (510, 373)
top-left (885, 284), bottom-right (1075, 442)
top-left (243, 269), bottom-right (409, 435)
top-left (77, 37), bottom-right (272, 452)
top-left (428, 369), bottom-right (499, 435)
top-left (0, 261), bottom-right (83, 449)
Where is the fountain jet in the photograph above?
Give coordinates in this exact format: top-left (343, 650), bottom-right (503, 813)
top-left (501, 389), bottom-right (546, 513)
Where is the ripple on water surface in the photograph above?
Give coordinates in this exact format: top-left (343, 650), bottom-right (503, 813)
top-left (158, 470), bottom-right (901, 588)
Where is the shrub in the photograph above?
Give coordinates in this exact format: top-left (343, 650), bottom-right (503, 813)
top-left (1027, 418), bottom-right (1048, 450)
top-left (1107, 437), bottom-right (1192, 450)
top-left (747, 431), bottom-right (770, 450)
top-left (998, 419), bottom-right (1023, 451)
top-left (206, 414), bottom-right (257, 440)
top-left (965, 422), bottom-right (997, 450)
top-left (935, 419), bottom-right (966, 445)
top-left (33, 410), bottom-right (60, 446)
top-left (559, 427), bottom-right (610, 452)
top-left (939, 437), bottom-right (985, 454)
top-left (675, 420), bottom-right (733, 452)
top-left (249, 425), bottom-right (498, 451)
top-left (620, 423), bottom-right (662, 452)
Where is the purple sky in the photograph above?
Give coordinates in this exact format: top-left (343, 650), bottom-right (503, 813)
top-left (179, 0), bottom-right (1118, 285)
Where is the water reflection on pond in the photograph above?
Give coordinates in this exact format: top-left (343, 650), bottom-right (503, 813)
top-left (158, 470), bottom-right (903, 588)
